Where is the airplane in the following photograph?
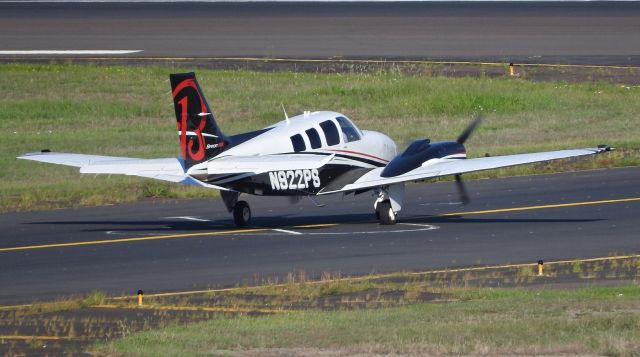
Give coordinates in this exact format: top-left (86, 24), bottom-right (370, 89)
top-left (18, 72), bottom-right (613, 227)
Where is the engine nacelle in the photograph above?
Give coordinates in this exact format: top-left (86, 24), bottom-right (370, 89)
top-left (380, 140), bottom-right (466, 178)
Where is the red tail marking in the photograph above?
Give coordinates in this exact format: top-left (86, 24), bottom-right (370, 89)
top-left (178, 96), bottom-right (188, 160)
top-left (173, 79), bottom-right (207, 161)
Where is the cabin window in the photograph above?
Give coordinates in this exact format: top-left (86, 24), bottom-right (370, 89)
top-left (290, 134), bottom-right (306, 152)
top-left (320, 120), bottom-right (340, 146)
top-left (305, 128), bottom-right (322, 149)
top-left (336, 116), bottom-right (361, 143)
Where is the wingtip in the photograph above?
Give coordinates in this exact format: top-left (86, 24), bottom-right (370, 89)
top-left (596, 144), bottom-right (615, 152)
top-left (17, 151), bottom-right (46, 160)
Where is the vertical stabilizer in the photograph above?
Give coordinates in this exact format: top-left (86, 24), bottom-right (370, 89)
top-left (170, 72), bottom-right (227, 168)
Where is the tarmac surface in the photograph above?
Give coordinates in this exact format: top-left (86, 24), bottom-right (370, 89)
top-left (1, 166), bottom-right (639, 305)
top-left (1, 2), bottom-right (640, 65)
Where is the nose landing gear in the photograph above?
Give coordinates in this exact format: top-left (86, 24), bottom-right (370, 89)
top-left (375, 200), bottom-right (396, 225)
top-left (373, 184), bottom-right (404, 225)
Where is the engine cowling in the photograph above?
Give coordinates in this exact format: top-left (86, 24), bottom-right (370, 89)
top-left (380, 140), bottom-right (466, 178)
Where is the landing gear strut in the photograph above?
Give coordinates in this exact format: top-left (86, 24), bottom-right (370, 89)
top-left (221, 190), bottom-right (252, 227)
top-left (373, 184), bottom-right (404, 225)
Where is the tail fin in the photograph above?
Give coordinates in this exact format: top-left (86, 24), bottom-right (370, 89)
top-left (170, 72), bottom-right (227, 168)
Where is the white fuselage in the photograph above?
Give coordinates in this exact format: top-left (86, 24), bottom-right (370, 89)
top-left (215, 111), bottom-right (396, 168)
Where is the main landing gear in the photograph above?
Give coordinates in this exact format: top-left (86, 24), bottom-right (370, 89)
top-left (233, 201), bottom-right (251, 227)
top-left (373, 183), bottom-right (404, 225)
top-left (221, 190), bottom-right (252, 227)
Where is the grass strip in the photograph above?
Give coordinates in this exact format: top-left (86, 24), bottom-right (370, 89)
top-left (98, 285), bottom-right (640, 356)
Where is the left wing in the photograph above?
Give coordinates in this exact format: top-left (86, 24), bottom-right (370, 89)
top-left (319, 147), bottom-right (610, 194)
top-left (18, 151), bottom-right (335, 188)
top-left (17, 152), bottom-right (212, 187)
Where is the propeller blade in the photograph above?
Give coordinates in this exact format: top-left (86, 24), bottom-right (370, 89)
top-left (455, 174), bottom-right (470, 205)
top-left (457, 115), bottom-right (483, 144)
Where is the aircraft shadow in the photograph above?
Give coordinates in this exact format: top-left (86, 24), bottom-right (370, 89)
top-left (28, 214), bottom-right (604, 233)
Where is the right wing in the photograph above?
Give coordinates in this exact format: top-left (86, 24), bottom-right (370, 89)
top-left (319, 147), bottom-right (610, 194)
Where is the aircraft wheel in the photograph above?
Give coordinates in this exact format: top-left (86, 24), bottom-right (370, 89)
top-left (376, 200), bottom-right (396, 225)
top-left (233, 201), bottom-right (251, 227)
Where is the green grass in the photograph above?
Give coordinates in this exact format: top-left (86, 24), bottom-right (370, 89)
top-left (98, 285), bottom-right (640, 356)
top-left (1, 63), bottom-right (639, 212)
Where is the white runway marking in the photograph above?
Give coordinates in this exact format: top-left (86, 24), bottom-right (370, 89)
top-left (419, 202), bottom-right (464, 206)
top-left (305, 225), bottom-right (439, 236)
top-left (398, 223), bottom-right (437, 227)
top-left (104, 222), bottom-right (439, 238)
top-left (0, 50), bottom-right (143, 55)
top-left (164, 216), bottom-right (211, 222)
top-left (255, 224), bottom-right (440, 236)
top-left (272, 228), bottom-right (302, 235)
top-left (106, 230), bottom-right (171, 236)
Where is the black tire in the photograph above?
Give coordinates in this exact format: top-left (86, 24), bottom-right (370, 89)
top-left (376, 200), bottom-right (397, 225)
top-left (233, 201), bottom-right (251, 227)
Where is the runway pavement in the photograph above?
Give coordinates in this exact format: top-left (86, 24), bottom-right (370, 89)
top-left (0, 166), bottom-right (639, 305)
top-left (1, 2), bottom-right (640, 65)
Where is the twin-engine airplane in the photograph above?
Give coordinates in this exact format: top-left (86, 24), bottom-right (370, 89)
top-left (19, 72), bottom-right (613, 226)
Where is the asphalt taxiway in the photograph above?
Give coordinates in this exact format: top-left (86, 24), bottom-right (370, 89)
top-left (1, 2), bottom-right (640, 65)
top-left (0, 167), bottom-right (639, 305)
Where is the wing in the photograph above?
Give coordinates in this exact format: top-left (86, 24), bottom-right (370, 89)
top-left (319, 147), bottom-right (610, 194)
top-left (17, 152), bottom-right (211, 187)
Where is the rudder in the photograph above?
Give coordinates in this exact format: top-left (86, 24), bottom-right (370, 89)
top-left (170, 72), bottom-right (227, 168)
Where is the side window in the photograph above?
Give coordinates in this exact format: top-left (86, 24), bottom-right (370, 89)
top-left (319, 120), bottom-right (340, 146)
top-left (305, 128), bottom-right (322, 149)
top-left (290, 134), bottom-right (306, 152)
top-left (336, 116), bottom-right (361, 143)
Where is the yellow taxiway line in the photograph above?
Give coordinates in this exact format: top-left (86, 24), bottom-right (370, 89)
top-left (0, 303), bottom-right (33, 310)
top-left (437, 197), bottom-right (640, 217)
top-left (0, 197), bottom-right (637, 253)
top-left (0, 228), bottom-right (269, 253)
top-left (94, 304), bottom-right (291, 314)
top-left (291, 223), bottom-right (337, 228)
top-left (59, 56), bottom-right (640, 70)
top-left (0, 335), bottom-right (71, 340)
top-left (108, 253), bottom-right (640, 301)
top-left (1, 252), bottom-right (638, 310)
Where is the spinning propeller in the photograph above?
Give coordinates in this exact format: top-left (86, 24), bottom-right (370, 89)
top-left (454, 115), bottom-right (482, 205)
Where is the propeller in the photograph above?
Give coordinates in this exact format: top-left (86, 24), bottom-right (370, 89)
top-left (455, 174), bottom-right (470, 205)
top-left (454, 115), bottom-right (482, 204)
top-left (457, 114), bottom-right (483, 144)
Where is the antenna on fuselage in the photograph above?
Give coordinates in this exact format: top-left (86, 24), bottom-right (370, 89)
top-left (281, 103), bottom-right (290, 124)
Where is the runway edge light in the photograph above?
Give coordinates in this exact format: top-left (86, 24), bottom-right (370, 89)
top-left (137, 290), bottom-right (144, 306)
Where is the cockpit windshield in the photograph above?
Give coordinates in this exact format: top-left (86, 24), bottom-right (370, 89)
top-left (336, 116), bottom-right (361, 143)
